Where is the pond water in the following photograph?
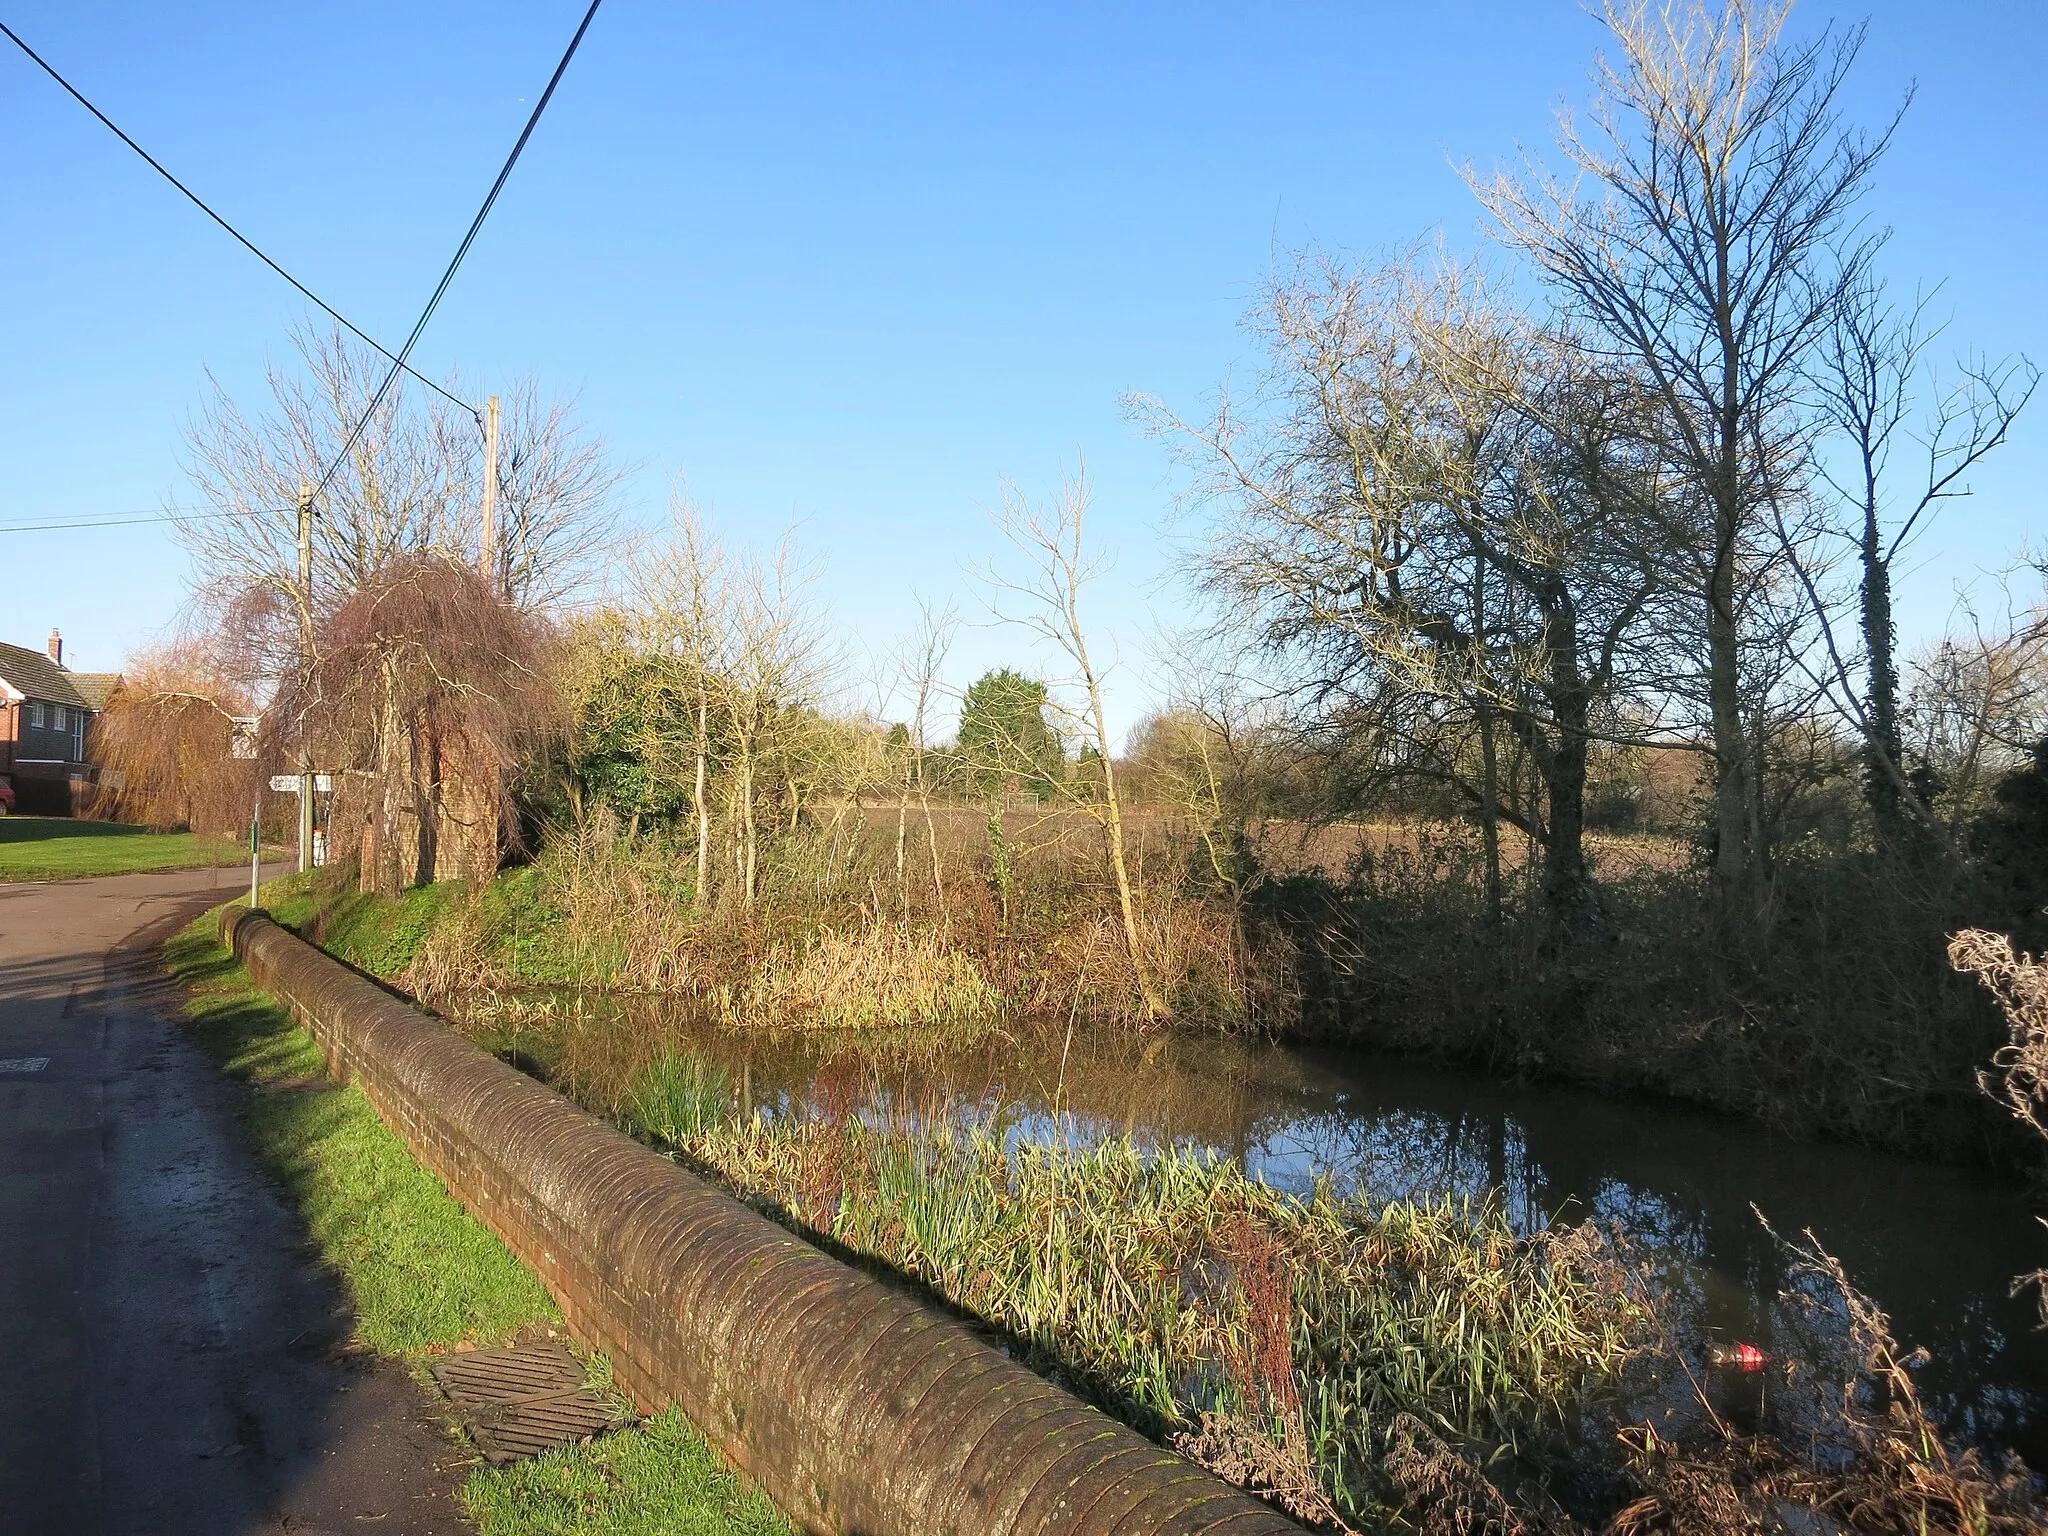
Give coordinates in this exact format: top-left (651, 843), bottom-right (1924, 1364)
top-left (458, 993), bottom-right (2048, 1465)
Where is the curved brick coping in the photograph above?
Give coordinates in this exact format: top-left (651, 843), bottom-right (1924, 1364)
top-left (223, 910), bottom-right (1300, 1536)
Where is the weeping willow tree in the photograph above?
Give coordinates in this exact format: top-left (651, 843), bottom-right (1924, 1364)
top-left (273, 554), bottom-right (561, 895)
top-left (93, 638), bottom-right (259, 835)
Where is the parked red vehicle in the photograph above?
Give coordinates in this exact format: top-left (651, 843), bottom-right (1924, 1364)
top-left (0, 780), bottom-right (14, 815)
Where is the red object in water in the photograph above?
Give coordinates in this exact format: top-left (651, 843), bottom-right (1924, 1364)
top-left (1711, 1342), bottom-right (1768, 1370)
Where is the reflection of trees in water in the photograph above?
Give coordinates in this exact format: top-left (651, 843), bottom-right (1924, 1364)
top-left (463, 989), bottom-right (2048, 1461)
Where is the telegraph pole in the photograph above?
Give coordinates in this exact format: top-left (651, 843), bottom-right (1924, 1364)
top-left (296, 482), bottom-right (315, 875)
top-left (479, 394), bottom-right (500, 594)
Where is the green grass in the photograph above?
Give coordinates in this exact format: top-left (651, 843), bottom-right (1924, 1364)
top-left (0, 815), bottom-right (251, 880)
top-left (165, 911), bottom-right (791, 1535)
top-left (464, 1410), bottom-right (788, 1536)
top-left (263, 864), bottom-right (582, 985)
top-left (263, 872), bottom-right (465, 977)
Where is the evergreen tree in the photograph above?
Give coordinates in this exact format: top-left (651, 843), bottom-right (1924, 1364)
top-left (956, 668), bottom-right (1063, 800)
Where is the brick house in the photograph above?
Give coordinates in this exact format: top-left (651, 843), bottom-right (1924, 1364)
top-left (0, 631), bottom-right (121, 814)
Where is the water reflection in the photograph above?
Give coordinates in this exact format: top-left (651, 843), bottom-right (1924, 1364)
top-left (458, 991), bottom-right (2048, 1463)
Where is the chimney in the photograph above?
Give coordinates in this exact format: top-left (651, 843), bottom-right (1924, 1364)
top-left (47, 629), bottom-right (62, 667)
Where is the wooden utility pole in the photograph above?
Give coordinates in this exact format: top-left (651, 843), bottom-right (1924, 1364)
top-left (479, 394), bottom-right (501, 594)
top-left (456, 394), bottom-right (504, 885)
top-left (297, 482), bottom-right (315, 875)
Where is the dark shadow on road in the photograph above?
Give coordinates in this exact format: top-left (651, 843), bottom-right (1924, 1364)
top-left (0, 877), bottom-right (479, 1536)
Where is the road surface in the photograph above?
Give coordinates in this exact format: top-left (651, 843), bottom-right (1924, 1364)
top-left (0, 867), bottom-right (474, 1535)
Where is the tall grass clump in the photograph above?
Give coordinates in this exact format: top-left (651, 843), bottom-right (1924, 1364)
top-left (537, 814), bottom-right (702, 988)
top-left (1952, 928), bottom-right (2048, 1323)
top-left (721, 922), bottom-right (1002, 1031)
top-left (629, 1050), bottom-right (736, 1145)
top-left (1576, 1220), bottom-right (2048, 1536)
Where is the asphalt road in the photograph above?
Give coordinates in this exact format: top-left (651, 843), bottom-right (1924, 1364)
top-left (0, 867), bottom-right (475, 1535)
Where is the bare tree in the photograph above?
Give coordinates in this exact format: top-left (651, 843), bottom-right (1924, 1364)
top-left (178, 326), bottom-right (465, 666)
top-left (1475, 0), bottom-right (1898, 933)
top-left (623, 507), bottom-right (736, 906)
top-left (986, 472), bottom-right (1166, 1019)
top-left (1903, 597), bottom-right (2048, 832)
top-left (1804, 279), bottom-right (2037, 848)
top-left (890, 601), bottom-right (958, 916)
top-left (176, 326), bottom-right (620, 641)
top-left (1153, 253), bottom-right (1670, 931)
top-left (486, 380), bottom-right (626, 611)
top-left (720, 536), bottom-right (835, 907)
top-left (1124, 701), bottom-right (1255, 900)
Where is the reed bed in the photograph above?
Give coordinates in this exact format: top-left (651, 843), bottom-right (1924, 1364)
top-left (614, 1044), bottom-right (2048, 1533)
top-left (626, 1047), bottom-right (1643, 1526)
top-left (717, 923), bottom-right (1002, 1031)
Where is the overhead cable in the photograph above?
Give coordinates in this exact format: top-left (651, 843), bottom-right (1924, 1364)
top-left (0, 19), bottom-right (477, 417)
top-left (0, 505), bottom-right (285, 535)
top-left (310, 0), bottom-right (605, 499)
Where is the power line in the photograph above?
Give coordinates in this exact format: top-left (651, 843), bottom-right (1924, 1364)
top-left (0, 506), bottom-right (286, 535)
top-left (0, 18), bottom-right (477, 417)
top-left (310, 0), bottom-right (605, 502)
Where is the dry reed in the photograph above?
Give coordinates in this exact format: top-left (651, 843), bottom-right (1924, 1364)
top-left (629, 1071), bottom-right (1644, 1526)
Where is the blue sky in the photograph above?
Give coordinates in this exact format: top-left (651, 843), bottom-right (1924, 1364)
top-left (3, 1), bottom-right (2042, 741)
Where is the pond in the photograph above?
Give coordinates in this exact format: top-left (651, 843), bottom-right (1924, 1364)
top-left (453, 990), bottom-right (2048, 1466)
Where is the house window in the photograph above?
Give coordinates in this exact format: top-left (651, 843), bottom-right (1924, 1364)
top-left (26, 702), bottom-right (44, 729)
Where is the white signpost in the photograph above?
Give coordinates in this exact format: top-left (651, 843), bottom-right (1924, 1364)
top-left (255, 773), bottom-right (339, 894)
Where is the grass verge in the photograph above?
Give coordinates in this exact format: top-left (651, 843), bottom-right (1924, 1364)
top-left (164, 907), bottom-right (790, 1536)
top-left (0, 815), bottom-right (250, 880)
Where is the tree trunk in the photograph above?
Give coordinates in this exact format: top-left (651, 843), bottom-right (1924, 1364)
top-left (358, 810), bottom-right (380, 895)
top-left (1706, 503), bottom-right (1761, 938)
top-left (895, 772), bottom-right (910, 918)
top-left (740, 751), bottom-right (758, 906)
top-left (373, 659), bottom-right (405, 900)
top-left (412, 714), bottom-right (440, 890)
top-left (921, 784), bottom-right (945, 915)
top-left (1543, 718), bottom-right (1591, 927)
top-left (1091, 702), bottom-right (1166, 1021)
top-left (692, 692), bottom-right (712, 912)
top-left (1477, 705), bottom-right (1504, 927)
top-left (1859, 500), bottom-right (1908, 849)
top-left (1540, 592), bottom-right (1594, 933)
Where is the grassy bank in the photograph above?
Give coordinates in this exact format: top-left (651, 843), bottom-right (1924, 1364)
top-left (1260, 837), bottom-right (2024, 1162)
top-left (0, 815), bottom-right (250, 880)
top-left (164, 909), bottom-right (789, 1536)
top-left (282, 810), bottom-right (1267, 1031)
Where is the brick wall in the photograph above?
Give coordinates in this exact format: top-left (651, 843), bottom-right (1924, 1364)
top-left (224, 910), bottom-right (1299, 1536)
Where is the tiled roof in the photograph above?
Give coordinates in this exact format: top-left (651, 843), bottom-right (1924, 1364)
top-left (69, 672), bottom-right (122, 710)
top-left (0, 642), bottom-right (91, 710)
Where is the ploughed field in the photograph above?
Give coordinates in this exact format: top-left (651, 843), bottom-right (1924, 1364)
top-left (443, 986), bottom-right (2048, 1524)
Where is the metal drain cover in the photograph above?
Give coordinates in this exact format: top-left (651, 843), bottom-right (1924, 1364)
top-left (429, 1342), bottom-right (628, 1462)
